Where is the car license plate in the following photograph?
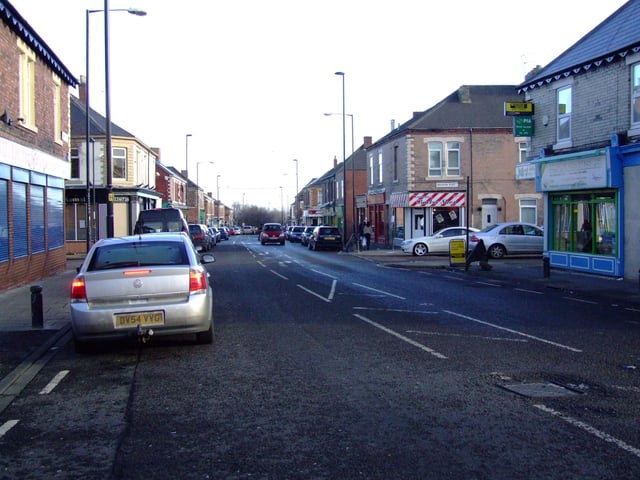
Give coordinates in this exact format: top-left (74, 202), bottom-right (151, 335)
top-left (114, 311), bottom-right (164, 329)
top-left (325, 236), bottom-right (335, 240)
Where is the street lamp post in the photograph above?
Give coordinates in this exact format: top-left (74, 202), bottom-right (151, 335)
top-left (293, 159), bottom-right (299, 225)
top-left (86, 4), bottom-right (145, 243)
top-left (103, 1), bottom-right (146, 237)
top-left (335, 72), bottom-right (347, 246)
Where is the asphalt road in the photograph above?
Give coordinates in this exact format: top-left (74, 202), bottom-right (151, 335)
top-left (1, 238), bottom-right (639, 479)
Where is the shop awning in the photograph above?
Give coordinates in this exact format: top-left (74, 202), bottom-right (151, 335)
top-left (409, 191), bottom-right (466, 207)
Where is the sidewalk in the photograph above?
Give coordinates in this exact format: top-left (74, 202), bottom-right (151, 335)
top-left (350, 247), bottom-right (640, 309)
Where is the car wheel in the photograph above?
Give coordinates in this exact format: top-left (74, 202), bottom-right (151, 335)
top-left (488, 244), bottom-right (506, 259)
top-left (413, 243), bottom-right (428, 256)
top-left (196, 321), bottom-right (213, 344)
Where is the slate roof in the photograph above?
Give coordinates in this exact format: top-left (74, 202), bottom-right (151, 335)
top-left (70, 95), bottom-right (135, 138)
top-left (369, 85), bottom-right (522, 150)
top-left (519, 0), bottom-right (640, 92)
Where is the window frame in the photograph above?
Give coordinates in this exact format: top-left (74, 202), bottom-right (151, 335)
top-left (17, 39), bottom-right (37, 131)
top-left (428, 142), bottom-right (443, 177)
top-left (446, 141), bottom-right (460, 176)
top-left (557, 85), bottom-right (572, 142)
top-left (113, 147), bottom-right (127, 180)
top-left (632, 62), bottom-right (640, 125)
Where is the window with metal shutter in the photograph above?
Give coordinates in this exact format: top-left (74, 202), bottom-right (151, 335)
top-left (47, 187), bottom-right (64, 249)
top-left (12, 182), bottom-right (27, 258)
top-left (30, 185), bottom-right (45, 253)
top-left (0, 180), bottom-right (7, 262)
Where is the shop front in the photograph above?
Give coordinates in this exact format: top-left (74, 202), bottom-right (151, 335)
top-left (366, 191), bottom-right (386, 245)
top-left (534, 148), bottom-right (623, 277)
top-left (390, 191), bottom-right (467, 240)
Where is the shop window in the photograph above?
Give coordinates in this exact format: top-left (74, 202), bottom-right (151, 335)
top-left (550, 191), bottom-right (616, 255)
top-left (47, 187), bottom-right (64, 248)
top-left (12, 182), bottom-right (27, 259)
top-left (30, 185), bottom-right (45, 253)
top-left (0, 180), bottom-right (7, 262)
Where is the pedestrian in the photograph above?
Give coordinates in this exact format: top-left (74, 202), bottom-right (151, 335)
top-left (363, 222), bottom-right (373, 250)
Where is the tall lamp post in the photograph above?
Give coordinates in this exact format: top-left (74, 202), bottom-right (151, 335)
top-left (335, 72), bottom-right (347, 245)
top-left (293, 159), bottom-right (299, 225)
top-left (86, 4), bottom-right (145, 243)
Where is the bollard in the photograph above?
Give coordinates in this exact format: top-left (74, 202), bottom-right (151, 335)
top-left (543, 257), bottom-right (550, 278)
top-left (30, 285), bottom-right (43, 328)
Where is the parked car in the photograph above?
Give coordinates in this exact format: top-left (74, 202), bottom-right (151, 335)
top-left (308, 225), bottom-right (342, 251)
top-left (288, 226), bottom-right (306, 242)
top-left (219, 226), bottom-right (230, 240)
top-left (208, 226), bottom-right (221, 244)
top-left (300, 226), bottom-right (315, 246)
top-left (189, 223), bottom-right (212, 251)
top-left (230, 226), bottom-right (241, 235)
top-left (469, 222), bottom-right (544, 259)
top-left (133, 208), bottom-right (188, 235)
top-left (401, 226), bottom-right (480, 256)
top-left (260, 222), bottom-right (285, 245)
top-left (70, 232), bottom-right (215, 352)
top-left (242, 225), bottom-right (255, 235)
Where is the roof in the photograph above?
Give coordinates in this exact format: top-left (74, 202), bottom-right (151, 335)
top-left (0, 0), bottom-right (77, 86)
top-left (369, 85), bottom-right (522, 149)
top-left (519, 0), bottom-right (640, 92)
top-left (70, 96), bottom-right (135, 138)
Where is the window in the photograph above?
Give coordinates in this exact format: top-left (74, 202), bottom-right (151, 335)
top-left (0, 180), bottom-right (8, 263)
top-left (53, 74), bottom-right (62, 144)
top-left (30, 185), bottom-right (45, 253)
top-left (393, 145), bottom-right (399, 182)
top-left (446, 142), bottom-right (460, 176)
top-left (17, 39), bottom-right (36, 129)
top-left (71, 148), bottom-right (80, 179)
top-left (518, 142), bottom-right (528, 163)
top-left (12, 182), bottom-right (28, 258)
top-left (519, 198), bottom-right (537, 224)
top-left (632, 63), bottom-right (640, 125)
top-left (428, 142), bottom-right (442, 177)
top-left (113, 147), bottom-right (127, 179)
top-left (47, 187), bottom-right (64, 248)
top-left (557, 86), bottom-right (572, 141)
top-left (368, 154), bottom-right (374, 185)
top-left (377, 151), bottom-right (383, 184)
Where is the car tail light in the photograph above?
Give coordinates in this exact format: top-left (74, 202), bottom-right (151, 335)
top-left (470, 234), bottom-right (479, 242)
top-left (70, 276), bottom-right (87, 302)
top-left (189, 269), bottom-right (207, 294)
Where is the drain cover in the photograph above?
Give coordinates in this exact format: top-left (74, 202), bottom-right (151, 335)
top-left (499, 382), bottom-right (578, 398)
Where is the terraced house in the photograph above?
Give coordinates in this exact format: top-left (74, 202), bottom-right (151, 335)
top-left (520, 0), bottom-right (640, 279)
top-left (0, 0), bottom-right (77, 291)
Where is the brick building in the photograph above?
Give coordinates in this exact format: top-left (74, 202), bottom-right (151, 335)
top-left (0, 1), bottom-right (78, 291)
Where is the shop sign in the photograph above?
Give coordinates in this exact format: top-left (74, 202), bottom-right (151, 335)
top-left (409, 191), bottom-right (466, 207)
top-left (540, 154), bottom-right (608, 191)
top-left (514, 116), bottom-right (533, 136)
top-left (449, 239), bottom-right (466, 266)
top-left (504, 102), bottom-right (534, 116)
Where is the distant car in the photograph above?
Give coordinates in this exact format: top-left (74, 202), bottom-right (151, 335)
top-left (469, 222), bottom-right (544, 259)
top-left (308, 225), bottom-right (342, 251)
top-left (231, 226), bottom-right (242, 235)
top-left (133, 208), bottom-right (188, 235)
top-left (288, 226), bottom-right (306, 242)
top-left (70, 232), bottom-right (215, 352)
top-left (219, 227), bottom-right (230, 240)
top-left (208, 226), bottom-right (221, 244)
top-left (242, 225), bottom-right (255, 235)
top-left (401, 226), bottom-right (480, 256)
top-left (189, 223), bottom-right (212, 251)
top-left (260, 222), bottom-right (285, 245)
top-left (300, 226), bottom-right (315, 246)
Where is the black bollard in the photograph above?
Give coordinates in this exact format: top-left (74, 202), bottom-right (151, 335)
top-left (543, 257), bottom-right (550, 278)
top-left (30, 285), bottom-right (43, 328)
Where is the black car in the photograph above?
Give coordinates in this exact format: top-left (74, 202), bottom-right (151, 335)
top-left (189, 223), bottom-right (212, 251)
top-left (133, 208), bottom-right (189, 235)
top-left (308, 226), bottom-right (342, 251)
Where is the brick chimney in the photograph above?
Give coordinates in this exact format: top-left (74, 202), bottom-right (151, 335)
top-left (79, 75), bottom-right (87, 106)
top-left (333, 155), bottom-right (337, 168)
top-left (363, 136), bottom-right (372, 148)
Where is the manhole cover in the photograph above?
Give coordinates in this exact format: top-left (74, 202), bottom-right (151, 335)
top-left (499, 382), bottom-right (578, 398)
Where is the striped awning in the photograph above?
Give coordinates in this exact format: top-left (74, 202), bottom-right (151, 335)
top-left (389, 192), bottom-right (409, 207)
top-left (409, 191), bottom-right (466, 207)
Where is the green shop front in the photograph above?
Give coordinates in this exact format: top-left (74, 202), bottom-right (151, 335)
top-left (534, 148), bottom-right (623, 277)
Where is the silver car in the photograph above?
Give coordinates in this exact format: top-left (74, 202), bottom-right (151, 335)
top-left (401, 226), bottom-right (479, 256)
top-left (70, 232), bottom-right (215, 352)
top-left (469, 222), bottom-right (544, 259)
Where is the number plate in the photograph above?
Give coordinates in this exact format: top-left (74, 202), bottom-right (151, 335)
top-left (325, 236), bottom-right (335, 240)
top-left (114, 311), bottom-right (164, 329)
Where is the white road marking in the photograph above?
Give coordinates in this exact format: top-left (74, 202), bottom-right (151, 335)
top-left (563, 297), bottom-right (598, 305)
top-left (328, 279), bottom-right (337, 301)
top-left (39, 370), bottom-right (70, 395)
top-left (312, 269), bottom-right (338, 280)
top-left (534, 404), bottom-right (640, 459)
top-left (514, 288), bottom-right (543, 295)
top-left (475, 281), bottom-right (501, 287)
top-left (443, 310), bottom-right (582, 352)
top-left (270, 270), bottom-right (288, 280)
top-left (257, 260), bottom-right (266, 267)
top-left (407, 330), bottom-right (528, 342)
top-left (354, 314), bottom-right (447, 359)
top-left (353, 307), bottom-right (438, 314)
top-left (298, 285), bottom-right (331, 303)
top-left (0, 420), bottom-right (19, 438)
top-left (352, 283), bottom-right (406, 300)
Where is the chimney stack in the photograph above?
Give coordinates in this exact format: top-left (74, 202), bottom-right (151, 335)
top-left (79, 75), bottom-right (87, 105)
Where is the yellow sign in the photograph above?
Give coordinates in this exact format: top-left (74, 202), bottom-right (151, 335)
top-left (449, 239), bottom-right (466, 266)
top-left (504, 102), bottom-right (534, 116)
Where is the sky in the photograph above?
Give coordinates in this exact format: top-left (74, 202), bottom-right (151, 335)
top-left (9, 0), bottom-right (629, 211)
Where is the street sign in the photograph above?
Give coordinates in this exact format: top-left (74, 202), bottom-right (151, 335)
top-left (514, 116), bottom-right (533, 137)
top-left (504, 102), bottom-right (534, 116)
top-left (449, 239), bottom-right (466, 266)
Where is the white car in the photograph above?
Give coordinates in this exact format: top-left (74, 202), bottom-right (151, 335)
top-left (401, 227), bottom-right (479, 256)
top-left (469, 222), bottom-right (544, 258)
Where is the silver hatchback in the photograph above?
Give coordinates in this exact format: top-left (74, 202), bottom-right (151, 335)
top-left (70, 232), bottom-right (215, 352)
